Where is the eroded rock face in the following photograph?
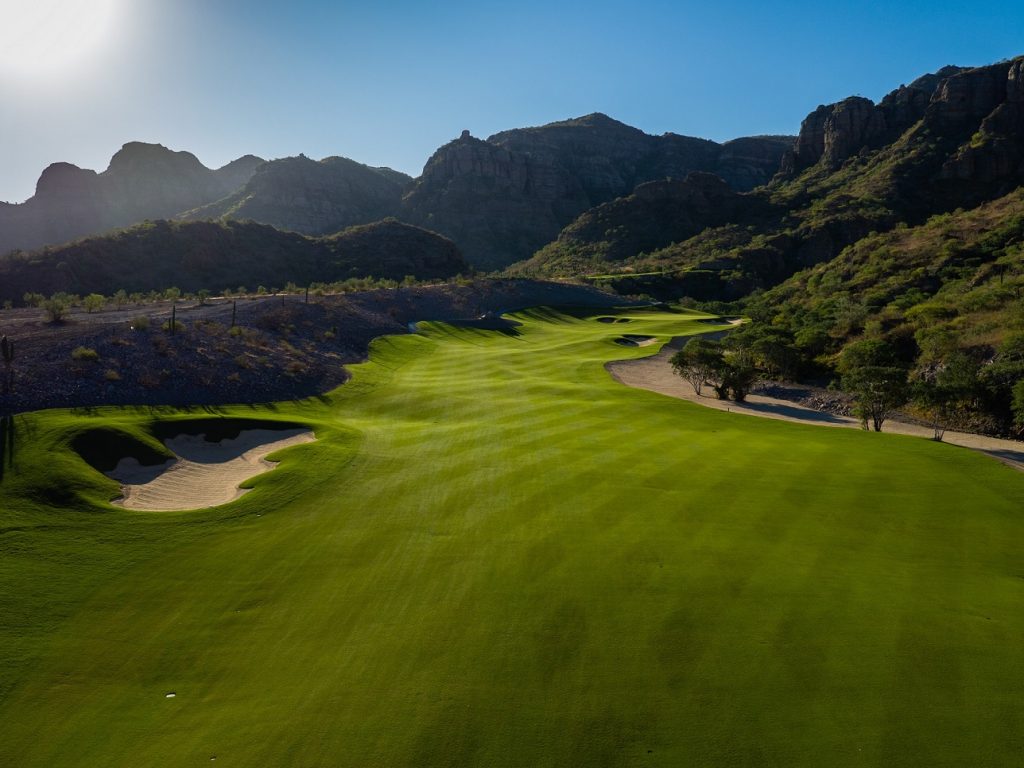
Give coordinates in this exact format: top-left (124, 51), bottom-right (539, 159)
top-left (940, 59), bottom-right (1024, 182)
top-left (780, 58), bottom-right (1024, 185)
top-left (0, 143), bottom-right (264, 254)
top-left (401, 114), bottom-right (792, 270)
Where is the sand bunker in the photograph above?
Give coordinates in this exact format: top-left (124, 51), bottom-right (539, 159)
top-left (107, 428), bottom-right (315, 511)
top-left (615, 335), bottom-right (658, 347)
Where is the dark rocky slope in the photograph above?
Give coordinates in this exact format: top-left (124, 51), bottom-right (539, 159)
top-left (181, 155), bottom-right (412, 234)
top-left (0, 219), bottom-right (466, 301)
top-left (400, 114), bottom-right (792, 270)
top-left (520, 57), bottom-right (1024, 297)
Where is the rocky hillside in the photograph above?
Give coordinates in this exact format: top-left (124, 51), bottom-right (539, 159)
top-left (180, 155), bottom-right (412, 234)
top-left (0, 116), bottom-right (791, 274)
top-left (0, 219), bottom-right (466, 301)
top-left (513, 172), bottom-right (759, 275)
top-left (400, 114), bottom-right (792, 270)
top-left (0, 143), bottom-right (264, 254)
top-left (520, 57), bottom-right (1024, 297)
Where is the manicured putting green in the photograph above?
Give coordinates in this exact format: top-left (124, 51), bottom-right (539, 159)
top-left (1, 307), bottom-right (1022, 767)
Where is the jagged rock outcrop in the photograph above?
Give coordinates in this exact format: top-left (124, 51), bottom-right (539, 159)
top-left (182, 155), bottom-right (412, 234)
top-left (940, 58), bottom-right (1024, 182)
top-left (401, 114), bottom-right (793, 270)
top-left (0, 143), bottom-right (264, 254)
top-left (779, 67), bottom-right (971, 176)
top-left (780, 59), bottom-right (1024, 184)
top-left (522, 55), bottom-right (1024, 302)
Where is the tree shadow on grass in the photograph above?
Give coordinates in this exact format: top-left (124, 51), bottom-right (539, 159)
top-left (728, 399), bottom-right (851, 425)
top-left (0, 414), bottom-right (16, 483)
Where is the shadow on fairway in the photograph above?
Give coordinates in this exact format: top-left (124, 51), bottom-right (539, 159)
top-left (730, 399), bottom-right (851, 425)
top-left (0, 414), bottom-right (16, 482)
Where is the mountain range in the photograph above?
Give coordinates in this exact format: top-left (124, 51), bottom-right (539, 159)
top-left (0, 55), bottom-right (1022, 430)
top-left (0, 116), bottom-right (792, 270)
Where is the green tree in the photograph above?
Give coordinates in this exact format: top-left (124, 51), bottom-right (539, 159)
top-left (1012, 379), bottom-right (1024, 433)
top-left (83, 293), bottom-right (105, 314)
top-left (843, 366), bottom-right (908, 432)
top-left (912, 352), bottom-right (979, 441)
top-left (41, 293), bottom-right (72, 323)
top-left (839, 339), bottom-right (908, 432)
top-left (670, 338), bottom-right (724, 397)
top-left (721, 349), bottom-right (762, 402)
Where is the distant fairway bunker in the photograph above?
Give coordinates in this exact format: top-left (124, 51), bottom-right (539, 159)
top-left (614, 334), bottom-right (658, 347)
top-left (79, 418), bottom-right (315, 511)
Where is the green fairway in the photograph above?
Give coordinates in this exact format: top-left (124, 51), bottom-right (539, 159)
top-left (1, 307), bottom-right (1023, 767)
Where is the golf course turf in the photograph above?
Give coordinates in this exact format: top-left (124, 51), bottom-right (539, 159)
top-left (1, 307), bottom-right (1023, 766)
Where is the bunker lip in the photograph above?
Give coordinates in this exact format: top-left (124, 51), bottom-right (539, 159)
top-left (614, 335), bottom-right (658, 347)
top-left (106, 427), bottom-right (315, 511)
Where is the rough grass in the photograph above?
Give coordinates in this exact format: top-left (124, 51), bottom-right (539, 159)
top-left (1, 307), bottom-right (1023, 767)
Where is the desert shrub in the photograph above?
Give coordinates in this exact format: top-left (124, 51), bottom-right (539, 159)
top-left (131, 316), bottom-right (150, 331)
top-left (103, 369), bottom-right (122, 381)
top-left (71, 347), bottom-right (99, 362)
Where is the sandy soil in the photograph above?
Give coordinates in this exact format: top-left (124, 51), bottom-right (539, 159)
top-left (107, 428), bottom-right (316, 511)
top-left (607, 336), bottom-right (1024, 473)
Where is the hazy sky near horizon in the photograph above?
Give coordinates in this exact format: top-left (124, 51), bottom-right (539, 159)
top-left (0, 0), bottom-right (1022, 203)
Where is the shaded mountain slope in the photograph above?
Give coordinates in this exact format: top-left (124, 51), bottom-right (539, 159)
top-left (399, 114), bottom-right (792, 270)
top-left (519, 58), bottom-right (1024, 299)
top-left (0, 219), bottom-right (466, 301)
top-left (0, 143), bottom-right (264, 254)
top-left (181, 155), bottom-right (412, 234)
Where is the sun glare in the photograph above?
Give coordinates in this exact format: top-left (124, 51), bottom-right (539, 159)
top-left (0, 0), bottom-right (121, 80)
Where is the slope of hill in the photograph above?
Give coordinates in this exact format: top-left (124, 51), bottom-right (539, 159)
top-left (512, 172), bottom-right (761, 275)
top-left (181, 155), bottom-right (412, 234)
top-left (729, 188), bottom-right (1024, 434)
top-left (0, 143), bottom-right (264, 254)
top-left (400, 114), bottom-right (793, 270)
top-left (0, 219), bottom-right (466, 300)
top-left (519, 58), bottom-right (1024, 298)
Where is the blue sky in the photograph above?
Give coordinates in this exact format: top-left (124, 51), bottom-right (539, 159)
top-left (1, 0), bottom-right (1022, 203)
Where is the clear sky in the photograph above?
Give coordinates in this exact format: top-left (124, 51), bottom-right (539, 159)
top-left (1, 0), bottom-right (1022, 203)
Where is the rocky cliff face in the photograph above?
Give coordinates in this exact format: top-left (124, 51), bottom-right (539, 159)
top-left (779, 59), bottom-right (1024, 185)
top-left (522, 56), bottom-right (1024, 299)
top-left (0, 143), bottom-right (264, 254)
top-left (938, 59), bottom-right (1024, 182)
top-left (401, 114), bottom-right (792, 270)
top-left (181, 155), bottom-right (411, 235)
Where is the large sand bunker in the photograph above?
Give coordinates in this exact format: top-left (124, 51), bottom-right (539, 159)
top-left (107, 428), bottom-right (315, 511)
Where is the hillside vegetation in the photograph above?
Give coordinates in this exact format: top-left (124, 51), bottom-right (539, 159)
top-left (0, 218), bottom-right (467, 301)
